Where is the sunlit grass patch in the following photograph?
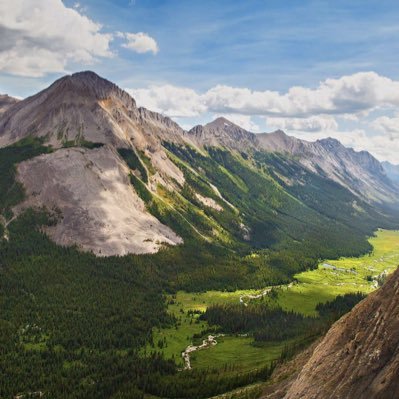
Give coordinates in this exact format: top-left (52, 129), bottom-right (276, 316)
top-left (190, 336), bottom-right (289, 372)
top-left (147, 229), bottom-right (399, 368)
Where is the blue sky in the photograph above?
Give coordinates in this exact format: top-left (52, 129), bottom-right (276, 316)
top-left (1, 0), bottom-right (399, 162)
top-left (75, 0), bottom-right (399, 90)
top-left (76, 0), bottom-right (399, 89)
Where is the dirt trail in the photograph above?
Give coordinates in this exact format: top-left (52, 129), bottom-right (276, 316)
top-left (0, 215), bottom-right (12, 241)
top-left (182, 334), bottom-right (224, 370)
top-left (240, 288), bottom-right (272, 306)
top-left (239, 283), bottom-right (293, 306)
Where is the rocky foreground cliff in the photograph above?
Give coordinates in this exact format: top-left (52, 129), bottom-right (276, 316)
top-left (263, 266), bottom-right (399, 399)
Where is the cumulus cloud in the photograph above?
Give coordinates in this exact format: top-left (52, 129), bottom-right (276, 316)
top-left (203, 72), bottom-right (399, 117)
top-left (119, 32), bottom-right (159, 54)
top-left (130, 72), bottom-right (399, 119)
top-left (372, 115), bottom-right (399, 139)
top-left (0, 0), bottom-right (114, 77)
top-left (0, 0), bottom-right (159, 77)
top-left (128, 85), bottom-right (205, 117)
top-left (266, 115), bottom-right (338, 132)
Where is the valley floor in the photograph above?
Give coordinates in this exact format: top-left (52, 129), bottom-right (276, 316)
top-left (146, 229), bottom-right (399, 381)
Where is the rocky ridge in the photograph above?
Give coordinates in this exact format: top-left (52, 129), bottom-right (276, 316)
top-left (283, 267), bottom-right (399, 399)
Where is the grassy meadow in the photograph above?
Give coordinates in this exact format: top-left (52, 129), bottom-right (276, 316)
top-left (148, 229), bottom-right (399, 370)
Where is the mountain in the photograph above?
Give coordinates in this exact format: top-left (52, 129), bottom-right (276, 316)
top-left (382, 161), bottom-right (399, 185)
top-left (0, 94), bottom-right (19, 115)
top-left (189, 117), bottom-right (258, 149)
top-left (0, 71), bottom-right (189, 161)
top-left (260, 133), bottom-right (398, 204)
top-left (284, 266), bottom-right (399, 399)
top-left (0, 71), bottom-right (195, 183)
top-left (0, 72), bottom-right (194, 255)
top-left (0, 71), bottom-right (398, 259)
top-left (189, 119), bottom-right (398, 204)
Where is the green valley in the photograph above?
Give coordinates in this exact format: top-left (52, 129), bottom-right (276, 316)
top-left (148, 229), bottom-right (399, 375)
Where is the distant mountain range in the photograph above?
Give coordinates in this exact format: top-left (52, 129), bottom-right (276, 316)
top-left (382, 161), bottom-right (399, 184)
top-left (0, 71), bottom-right (398, 257)
top-left (188, 117), bottom-right (398, 204)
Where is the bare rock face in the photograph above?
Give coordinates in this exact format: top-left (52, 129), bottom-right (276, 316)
top-left (0, 94), bottom-right (19, 115)
top-left (0, 71), bottom-right (134, 148)
top-left (284, 267), bottom-right (399, 399)
top-left (194, 193), bottom-right (223, 211)
top-left (0, 71), bottom-right (185, 185)
top-left (188, 117), bottom-right (258, 150)
top-left (15, 146), bottom-right (183, 256)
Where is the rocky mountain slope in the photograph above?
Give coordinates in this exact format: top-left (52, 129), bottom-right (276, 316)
top-left (15, 145), bottom-right (182, 256)
top-left (259, 132), bottom-right (397, 204)
top-left (189, 119), bottom-right (398, 204)
top-left (0, 71), bottom-right (188, 182)
top-left (189, 117), bottom-right (258, 150)
top-left (0, 72), bottom-right (192, 255)
top-left (282, 266), bottom-right (399, 399)
top-left (0, 71), bottom-right (398, 258)
top-left (0, 94), bottom-right (19, 115)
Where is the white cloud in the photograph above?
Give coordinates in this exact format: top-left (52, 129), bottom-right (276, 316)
top-left (202, 72), bottom-right (399, 117)
top-left (0, 0), bottom-right (114, 77)
top-left (130, 72), bottom-right (399, 120)
top-left (372, 115), bottom-right (399, 139)
top-left (0, 1), bottom-right (159, 77)
top-left (128, 84), bottom-right (205, 117)
top-left (266, 115), bottom-right (338, 132)
top-left (119, 32), bottom-right (159, 54)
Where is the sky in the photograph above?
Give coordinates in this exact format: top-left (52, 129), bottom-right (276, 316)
top-left (1, 0), bottom-right (399, 163)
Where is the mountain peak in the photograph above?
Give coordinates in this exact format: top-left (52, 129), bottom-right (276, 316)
top-left (206, 116), bottom-right (239, 129)
top-left (267, 129), bottom-right (289, 138)
top-left (50, 70), bottom-right (134, 105)
top-left (71, 70), bottom-right (101, 79)
top-left (317, 137), bottom-right (344, 148)
top-left (189, 116), bottom-right (256, 149)
top-left (0, 70), bottom-right (140, 148)
top-left (270, 129), bottom-right (286, 135)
